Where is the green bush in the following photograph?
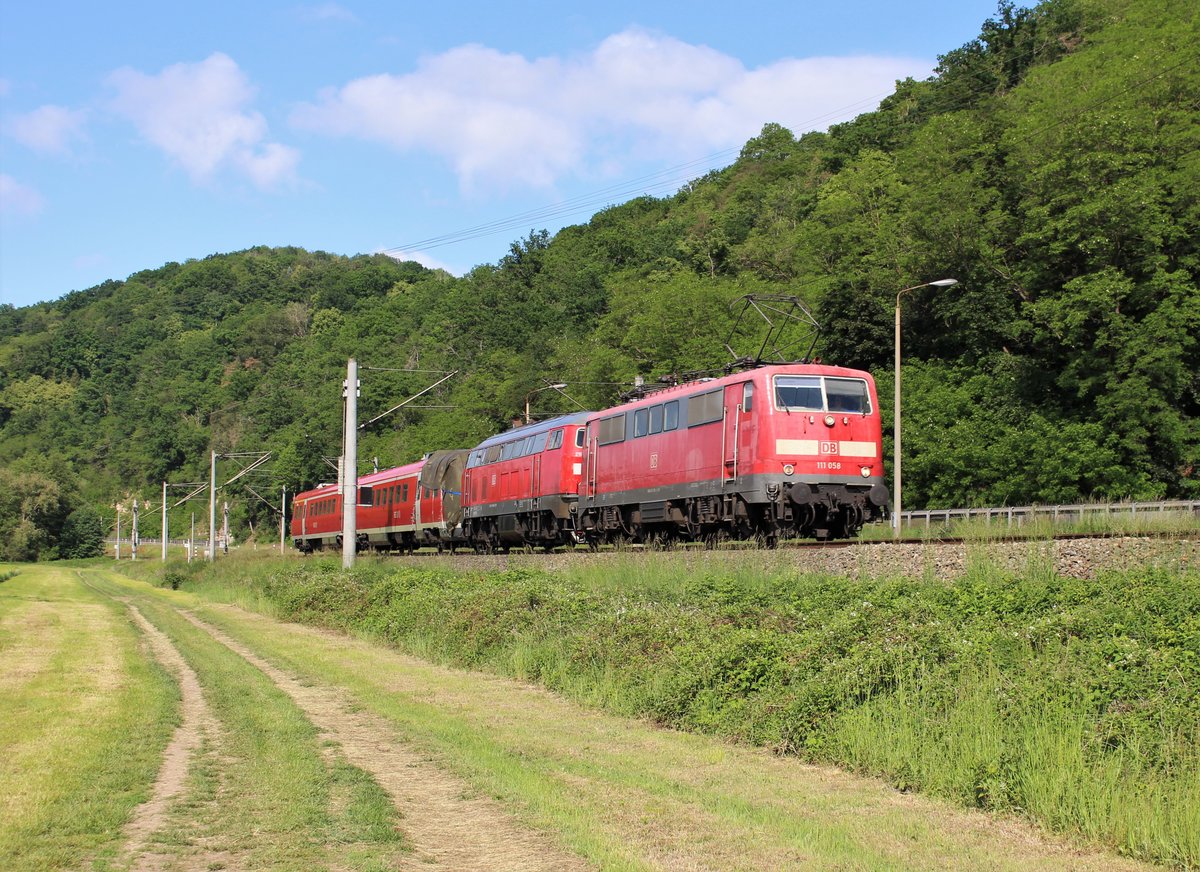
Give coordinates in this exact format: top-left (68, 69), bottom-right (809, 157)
top-left (168, 553), bottom-right (1198, 866)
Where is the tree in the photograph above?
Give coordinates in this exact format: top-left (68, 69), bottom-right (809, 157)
top-left (59, 506), bottom-right (105, 559)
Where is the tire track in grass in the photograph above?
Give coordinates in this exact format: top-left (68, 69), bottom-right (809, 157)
top-left (174, 608), bottom-right (591, 872)
top-left (117, 601), bottom-right (228, 872)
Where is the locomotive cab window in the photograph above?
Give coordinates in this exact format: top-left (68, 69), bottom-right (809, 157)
top-left (774, 376), bottom-right (823, 411)
top-left (742, 382), bottom-right (753, 413)
top-left (575, 429), bottom-right (585, 447)
top-left (825, 378), bottom-right (872, 414)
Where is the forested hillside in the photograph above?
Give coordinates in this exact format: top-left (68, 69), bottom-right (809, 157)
top-left (1, 0), bottom-right (1196, 558)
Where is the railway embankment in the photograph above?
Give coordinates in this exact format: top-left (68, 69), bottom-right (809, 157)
top-left (119, 537), bottom-right (1200, 868)
top-left (373, 533), bottom-right (1197, 580)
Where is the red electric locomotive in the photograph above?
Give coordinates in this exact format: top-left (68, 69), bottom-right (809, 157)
top-left (462, 412), bottom-right (590, 551)
top-left (577, 363), bottom-right (889, 545)
top-left (290, 450), bottom-right (468, 552)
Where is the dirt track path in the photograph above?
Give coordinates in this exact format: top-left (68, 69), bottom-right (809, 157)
top-left (176, 608), bottom-right (590, 872)
top-left (117, 601), bottom-right (228, 872)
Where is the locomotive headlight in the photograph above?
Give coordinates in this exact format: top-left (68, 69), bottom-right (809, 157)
top-left (824, 415), bottom-right (836, 427)
top-left (861, 466), bottom-right (871, 478)
top-left (783, 464), bottom-right (795, 476)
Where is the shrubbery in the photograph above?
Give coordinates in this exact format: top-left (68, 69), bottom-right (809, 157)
top-left (152, 552), bottom-right (1200, 865)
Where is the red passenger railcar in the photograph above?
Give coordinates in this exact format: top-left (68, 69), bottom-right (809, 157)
top-left (578, 363), bottom-right (889, 544)
top-left (462, 412), bottom-right (590, 551)
top-left (291, 451), bottom-right (467, 552)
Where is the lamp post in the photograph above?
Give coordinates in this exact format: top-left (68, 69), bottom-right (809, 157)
top-left (524, 383), bottom-right (568, 424)
top-left (894, 278), bottom-right (958, 539)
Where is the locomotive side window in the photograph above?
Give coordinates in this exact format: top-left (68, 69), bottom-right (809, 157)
top-left (547, 429), bottom-right (563, 450)
top-left (825, 378), bottom-right (872, 413)
top-left (633, 408), bottom-right (649, 437)
top-left (485, 445), bottom-right (502, 464)
top-left (742, 382), bottom-right (754, 412)
top-left (402, 483), bottom-right (410, 501)
top-left (533, 432), bottom-right (549, 453)
top-left (575, 429), bottom-right (585, 447)
top-left (649, 404), bottom-right (664, 434)
top-left (664, 400), bottom-right (679, 431)
top-left (774, 376), bottom-right (823, 411)
top-left (687, 390), bottom-right (723, 427)
top-left (597, 414), bottom-right (626, 445)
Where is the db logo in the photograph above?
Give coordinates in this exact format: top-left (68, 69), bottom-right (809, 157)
top-left (820, 441), bottom-right (839, 454)
top-left (650, 453), bottom-right (659, 469)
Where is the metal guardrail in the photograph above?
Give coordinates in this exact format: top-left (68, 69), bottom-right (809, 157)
top-left (900, 500), bottom-right (1200, 529)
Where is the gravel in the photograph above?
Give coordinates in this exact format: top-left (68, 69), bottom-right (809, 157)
top-left (407, 536), bottom-right (1198, 580)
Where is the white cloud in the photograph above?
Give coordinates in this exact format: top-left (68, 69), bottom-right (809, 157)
top-left (107, 53), bottom-right (299, 189)
top-left (292, 29), bottom-right (929, 192)
top-left (381, 248), bottom-right (460, 274)
top-left (9, 105), bottom-right (88, 155)
top-left (0, 175), bottom-right (46, 216)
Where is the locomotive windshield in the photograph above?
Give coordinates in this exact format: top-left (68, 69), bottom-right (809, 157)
top-left (774, 376), bottom-right (872, 414)
top-left (774, 376), bottom-right (822, 410)
top-left (825, 378), bottom-right (872, 414)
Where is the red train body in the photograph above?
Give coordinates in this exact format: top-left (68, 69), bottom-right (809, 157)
top-left (290, 453), bottom-right (466, 552)
top-left (291, 363), bottom-right (889, 553)
top-left (578, 363), bottom-right (888, 544)
top-left (462, 413), bottom-right (589, 551)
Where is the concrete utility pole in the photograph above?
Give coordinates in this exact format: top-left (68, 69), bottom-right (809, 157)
top-left (342, 358), bottom-right (359, 570)
top-left (189, 513), bottom-right (195, 564)
top-left (208, 451), bottom-right (218, 560)
top-left (116, 506), bottom-right (122, 560)
top-left (280, 486), bottom-right (287, 554)
top-left (162, 482), bottom-right (168, 562)
top-left (131, 499), bottom-right (139, 561)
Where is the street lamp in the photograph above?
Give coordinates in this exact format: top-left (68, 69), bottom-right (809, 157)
top-left (894, 278), bottom-right (958, 539)
top-left (524, 383), bottom-right (568, 424)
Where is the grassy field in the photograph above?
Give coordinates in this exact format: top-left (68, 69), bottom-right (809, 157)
top-left (83, 563), bottom-right (1155, 870)
top-left (0, 565), bottom-right (408, 871)
top-left (117, 545), bottom-right (1200, 868)
top-left (0, 565), bottom-right (177, 871)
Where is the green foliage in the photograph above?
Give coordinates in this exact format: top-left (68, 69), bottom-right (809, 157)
top-left (58, 506), bottom-right (105, 559)
top-left (1, 0), bottom-right (1197, 540)
top-left (160, 554), bottom-right (1200, 866)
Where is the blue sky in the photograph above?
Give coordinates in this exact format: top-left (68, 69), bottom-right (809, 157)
top-left (0, 1), bottom-right (1002, 308)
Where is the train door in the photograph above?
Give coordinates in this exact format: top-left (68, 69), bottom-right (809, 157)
top-left (737, 381), bottom-right (757, 474)
top-left (722, 382), bottom-right (751, 482)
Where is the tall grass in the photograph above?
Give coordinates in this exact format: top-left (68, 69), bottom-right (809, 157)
top-left (131, 547), bottom-right (1199, 867)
